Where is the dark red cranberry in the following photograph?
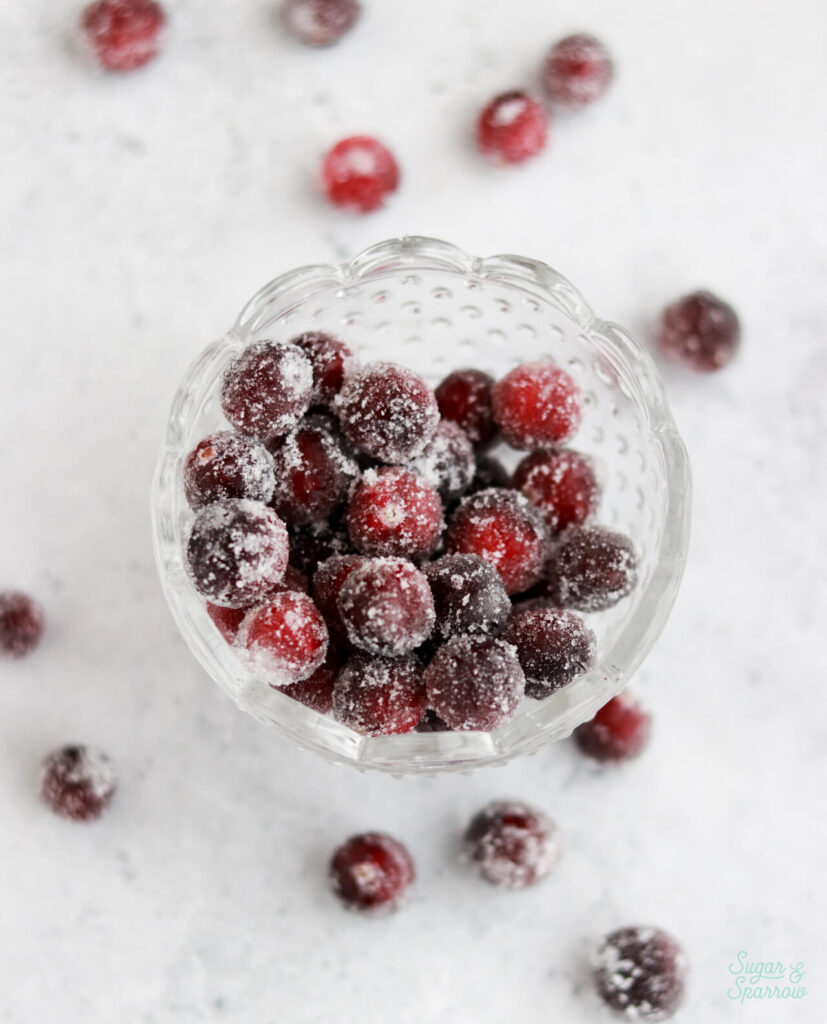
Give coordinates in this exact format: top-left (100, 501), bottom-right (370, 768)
top-left (574, 693), bottom-right (651, 761)
top-left (311, 553), bottom-right (366, 642)
top-left (206, 602), bottom-right (247, 643)
top-left (477, 92), bottom-right (549, 165)
top-left (183, 431), bottom-right (275, 510)
top-left (281, 0), bottom-right (360, 47)
top-left (333, 653), bottom-right (426, 735)
top-left (406, 421), bottom-right (475, 504)
top-left (464, 800), bottom-right (560, 888)
top-left (236, 591), bottom-right (328, 687)
top-left (542, 34), bottom-right (614, 107)
top-left (424, 635), bottom-right (524, 731)
top-left (546, 525), bottom-right (637, 612)
top-left (186, 499), bottom-right (289, 608)
top-left (594, 926), bottom-right (687, 1020)
top-left (289, 518), bottom-right (352, 575)
top-left (513, 449), bottom-right (600, 534)
top-left (424, 553), bottom-right (511, 640)
top-left (504, 606), bottom-right (595, 699)
top-left (330, 832), bottom-right (415, 913)
top-left (658, 290), bottom-right (741, 372)
top-left (336, 361), bottom-right (439, 463)
top-left (41, 745), bottom-right (117, 822)
top-left (279, 647), bottom-right (342, 713)
top-left (435, 369), bottom-right (497, 450)
top-left (82, 0), bottom-right (165, 72)
top-left (220, 340), bottom-right (313, 442)
top-left (321, 137), bottom-right (400, 213)
top-left (415, 709), bottom-right (452, 733)
top-left (0, 591), bottom-right (44, 658)
top-left (491, 361), bottom-right (582, 450)
top-left (291, 331), bottom-right (356, 405)
top-left (346, 467), bottom-right (443, 560)
top-left (338, 558), bottom-right (435, 656)
top-left (469, 454), bottom-right (510, 494)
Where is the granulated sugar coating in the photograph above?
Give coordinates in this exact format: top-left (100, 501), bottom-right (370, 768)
top-left (333, 653), bottom-right (427, 735)
top-left (574, 693), bottom-right (652, 762)
top-left (406, 420), bottom-right (475, 504)
top-left (513, 448), bottom-right (600, 534)
top-left (329, 832), bottom-right (415, 914)
top-left (594, 926), bottom-right (687, 1020)
top-left (464, 800), bottom-right (561, 889)
top-left (658, 290), bottom-right (741, 372)
top-left (183, 431), bottom-right (276, 510)
top-left (81, 0), bottom-right (166, 72)
top-left (40, 745), bottom-right (117, 822)
top-left (542, 33), bottom-right (615, 107)
top-left (291, 331), bottom-right (356, 405)
top-left (279, 647), bottom-right (342, 713)
top-left (435, 368), bottom-right (497, 450)
top-left (0, 591), bottom-right (44, 659)
top-left (236, 592), bottom-right (328, 687)
top-left (491, 361), bottom-right (582, 450)
top-left (288, 518), bottom-right (353, 575)
top-left (281, 0), bottom-right (360, 47)
top-left (546, 525), bottom-right (637, 612)
top-left (346, 466), bottom-right (444, 559)
top-left (504, 606), bottom-right (596, 699)
top-left (311, 554), bottom-right (367, 639)
top-left (424, 553), bottom-right (511, 639)
top-left (476, 92), bottom-right (549, 165)
top-left (220, 340), bottom-right (313, 442)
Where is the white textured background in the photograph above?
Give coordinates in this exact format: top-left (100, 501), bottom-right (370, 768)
top-left (1, 0), bottom-right (826, 1021)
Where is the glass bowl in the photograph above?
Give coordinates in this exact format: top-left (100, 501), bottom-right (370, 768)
top-left (151, 236), bottom-right (691, 775)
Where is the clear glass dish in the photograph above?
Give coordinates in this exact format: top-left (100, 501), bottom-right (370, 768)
top-left (151, 236), bottom-right (691, 775)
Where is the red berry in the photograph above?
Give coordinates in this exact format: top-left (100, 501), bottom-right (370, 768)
top-left (658, 290), bottom-right (741, 372)
top-left (424, 635), bottom-right (524, 731)
top-left (594, 926), bottom-right (687, 1020)
top-left (477, 91), bottom-right (549, 165)
top-left (281, 0), bottom-right (360, 47)
top-left (0, 591), bottom-right (44, 658)
top-left (546, 525), bottom-right (637, 612)
top-left (291, 331), bottom-right (356, 405)
top-left (333, 653), bottom-right (426, 735)
top-left (321, 136), bottom-right (400, 213)
top-left (81, 0), bottom-right (165, 72)
top-left (220, 340), bottom-right (313, 442)
top-left (311, 553), bottom-right (367, 638)
top-left (423, 553), bottom-right (511, 640)
top-left (183, 432), bottom-right (275, 510)
top-left (415, 708), bottom-right (452, 733)
top-left (491, 361), bottom-right (582, 450)
top-left (41, 745), bottom-right (117, 822)
top-left (338, 558), bottom-right (435, 657)
top-left (346, 467), bottom-right (444, 560)
top-left (280, 647), bottom-right (342, 713)
top-left (503, 606), bottom-right (595, 699)
top-left (574, 693), bottom-right (651, 761)
top-left (289, 518), bottom-right (353, 575)
top-left (542, 34), bottom-right (614, 107)
top-left (513, 449), bottom-right (600, 534)
top-left (464, 800), bottom-right (560, 889)
top-left (236, 592), bottom-right (328, 687)
top-left (469, 454), bottom-right (510, 494)
top-left (206, 602), bottom-right (247, 644)
top-left (435, 369), bottom-right (497, 450)
top-left (406, 421), bottom-right (475, 504)
top-left (330, 832), bottom-right (415, 914)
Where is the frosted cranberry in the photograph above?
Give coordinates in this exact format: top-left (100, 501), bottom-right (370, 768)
top-left (424, 635), bottom-right (524, 731)
top-left (281, 0), bottom-right (360, 47)
top-left (446, 488), bottom-right (549, 595)
top-left (469, 454), bottom-right (510, 494)
top-left (206, 602), bottom-right (246, 643)
top-left (504, 606), bottom-right (595, 699)
top-left (575, 693), bottom-right (651, 761)
top-left (81, 0), bottom-right (165, 72)
top-left (41, 745), bottom-right (117, 822)
top-left (338, 558), bottom-right (435, 656)
top-left (542, 34), bottom-right (614, 107)
top-left (407, 421), bottom-right (475, 504)
top-left (221, 340), bottom-right (313, 442)
top-left (236, 591), bottom-right (328, 686)
top-left (464, 800), bottom-right (560, 889)
top-left (594, 926), bottom-right (687, 1020)
top-left (289, 518), bottom-right (352, 575)
top-left (186, 499), bottom-right (289, 608)
top-left (546, 525), bottom-right (637, 612)
top-left (513, 449), bottom-right (599, 534)
top-left (658, 290), bottom-right (741, 372)
top-left (336, 362), bottom-right (439, 463)
top-left (280, 647), bottom-right (342, 713)
top-left (424, 553), bottom-right (510, 640)
top-left (492, 362), bottom-right (582, 450)
top-left (477, 92), bottom-right (549, 165)
top-left (0, 591), bottom-right (44, 658)
top-left (330, 832), bottom-right (414, 914)
top-left (333, 653), bottom-right (426, 735)
top-left (291, 331), bottom-right (356, 405)
top-left (311, 553), bottom-right (367, 638)
top-left (415, 709), bottom-right (451, 733)
top-left (346, 467), bottom-right (443, 560)
top-left (321, 137), bottom-right (400, 213)
top-left (183, 432), bottom-right (275, 510)
top-left (435, 369), bottom-right (497, 450)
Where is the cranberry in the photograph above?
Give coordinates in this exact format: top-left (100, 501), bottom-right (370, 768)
top-left (183, 432), bottom-right (275, 510)
top-left (415, 709), bottom-right (452, 733)
top-left (574, 693), bottom-right (651, 761)
top-left (321, 136), bottom-right (400, 213)
top-left (338, 558), bottom-right (435, 657)
top-left (542, 34), bottom-right (614, 107)
top-left (186, 499), bottom-right (289, 608)
top-left (445, 488), bottom-right (549, 595)
top-left (503, 606), bottom-right (595, 699)
top-left (289, 518), bottom-right (352, 575)
top-left (464, 800), bottom-right (560, 888)
top-left (435, 369), bottom-right (497, 450)
top-left (336, 361), bottom-right (439, 463)
top-left (311, 553), bottom-right (367, 638)
top-left (280, 647), bottom-right (342, 713)
top-left (206, 602), bottom-right (247, 643)
top-left (424, 635), bottom-right (524, 731)
top-left (330, 832), bottom-right (415, 913)
top-left (81, 0), bottom-right (165, 72)
top-left (658, 290), bottom-right (741, 372)
top-left (469, 454), bottom-right (510, 494)
top-left (491, 361), bottom-right (582, 450)
top-left (346, 467), bottom-right (443, 560)
top-left (0, 591), bottom-right (44, 659)
top-left (513, 449), bottom-right (599, 534)
top-left (281, 0), bottom-right (360, 47)
top-left (220, 340), bottom-right (313, 442)
top-left (546, 525), bottom-right (637, 612)
top-left (236, 591), bottom-right (328, 687)
top-left (333, 653), bottom-right (426, 735)
top-left (424, 553), bottom-right (511, 640)
top-left (291, 331), bottom-right (356, 405)
top-left (41, 745), bottom-right (117, 822)
top-left (477, 91), bottom-right (549, 165)
top-left (594, 926), bottom-right (687, 1020)
top-left (406, 421), bottom-right (475, 504)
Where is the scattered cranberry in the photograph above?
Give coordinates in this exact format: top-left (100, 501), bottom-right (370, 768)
top-left (221, 340), bottom-right (313, 442)
top-left (542, 34), bottom-right (614, 107)
top-left (289, 518), bottom-right (352, 575)
top-left (477, 91), bottom-right (549, 165)
top-left (236, 591), bottom-right (328, 687)
top-left (469, 454), bottom-right (510, 494)
top-left (491, 361), bottom-right (582, 450)
top-left (280, 647), bottom-right (342, 713)
top-left (183, 431), bottom-right (275, 510)
top-left (435, 369), bottom-right (497, 450)
top-left (415, 708), bottom-right (452, 733)
top-left (406, 421), bottom-right (475, 504)
top-left (658, 290), bottom-right (741, 372)
top-left (333, 653), bottom-right (426, 735)
top-left (504, 606), bottom-right (595, 699)
top-left (424, 553), bottom-right (511, 640)
top-left (594, 926), bottom-right (687, 1020)
top-left (574, 693), bottom-right (651, 761)
top-left (330, 832), bottom-right (415, 913)
top-left (464, 800), bottom-right (560, 888)
top-left (338, 558), bottom-right (435, 657)
top-left (546, 525), bottom-right (637, 612)
top-left (346, 467), bottom-right (443, 560)
top-left (281, 0), bottom-right (360, 47)
top-left (513, 449), bottom-right (600, 534)
top-left (0, 591), bottom-right (44, 659)
top-left (206, 602), bottom-right (246, 643)
top-left (40, 745), bottom-right (117, 822)
top-left (81, 0), bottom-right (165, 72)
top-left (291, 331), bottom-right (356, 405)
top-left (311, 553), bottom-right (367, 639)
top-left (321, 137), bottom-right (400, 213)
top-left (424, 635), bottom-right (524, 731)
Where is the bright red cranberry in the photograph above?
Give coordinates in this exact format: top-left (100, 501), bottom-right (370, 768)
top-left (333, 653), bottom-right (426, 735)
top-left (435, 369), bottom-right (497, 450)
top-left (330, 832), bottom-right (415, 913)
top-left (594, 926), bottom-right (687, 1020)
top-left (415, 708), bottom-right (451, 732)
top-left (338, 558), bottom-right (435, 657)
top-left (281, 0), bottom-right (360, 47)
top-left (0, 591), bottom-right (44, 658)
top-left (321, 136), bottom-right (400, 213)
top-left (221, 340), bottom-right (313, 442)
top-left (445, 488), bottom-right (549, 595)
top-left (279, 647), bottom-right (342, 713)
top-left (41, 745), bottom-right (117, 822)
top-left (424, 635), bottom-right (524, 731)
top-left (546, 525), bottom-right (637, 612)
top-left (336, 362), bottom-right (439, 463)
top-left (291, 331), bottom-right (356, 405)
top-left (289, 518), bottom-right (353, 575)
top-left (346, 467), bottom-right (443, 560)
top-left (504, 606), bottom-right (595, 699)
top-left (186, 499), bottom-right (289, 608)
top-left (469, 454), bottom-right (510, 494)
top-left (424, 553), bottom-right (511, 640)
top-left (464, 800), bottom-right (560, 888)
top-left (513, 449), bottom-right (599, 534)
top-left (236, 591), bottom-right (328, 687)
top-left (658, 290), bottom-right (741, 372)
top-left (82, 0), bottom-right (165, 72)
top-left (183, 432), bottom-right (275, 510)
top-left (574, 693), bottom-right (651, 761)
top-left (491, 361), bottom-right (582, 450)
top-left (542, 34), bottom-right (614, 107)
top-left (311, 553), bottom-right (367, 638)
top-left (406, 421), bottom-right (475, 504)
top-left (477, 92), bottom-right (549, 165)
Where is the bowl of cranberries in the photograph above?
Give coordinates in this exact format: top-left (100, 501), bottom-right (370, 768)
top-left (151, 236), bottom-right (690, 773)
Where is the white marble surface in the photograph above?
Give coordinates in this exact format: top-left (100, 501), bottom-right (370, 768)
top-left (1, 0), bottom-right (826, 1020)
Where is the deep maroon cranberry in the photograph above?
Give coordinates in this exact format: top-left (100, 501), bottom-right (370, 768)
top-left (491, 361), bottom-right (582, 450)
top-left (406, 421), bottom-right (475, 504)
top-left (546, 525), bottom-right (637, 612)
top-left (574, 693), bottom-right (651, 761)
top-left (464, 800), bottom-right (560, 889)
top-left (415, 708), bottom-right (452, 733)
top-left (82, 0), bottom-right (165, 72)
top-left (236, 592), bottom-right (328, 687)
top-left (0, 591), bottom-right (44, 658)
top-left (477, 92), bottom-right (549, 165)
top-left (41, 745), bottom-right (117, 822)
top-left (435, 369), bottom-right (497, 450)
top-left (424, 635), bottom-right (524, 731)
top-left (279, 647), bottom-right (342, 713)
top-left (322, 137), bottom-right (400, 213)
top-left (513, 449), bottom-right (600, 534)
top-left (183, 431), bottom-right (275, 510)
top-left (311, 553), bottom-right (367, 641)
top-left (346, 467), bottom-right (444, 560)
top-left (333, 653), bottom-right (426, 735)
top-left (658, 290), bottom-right (741, 372)
top-left (542, 34), bottom-right (614, 107)
top-left (291, 331), bottom-right (356, 405)
top-left (424, 553), bottom-right (511, 640)
top-left (330, 832), bottom-right (415, 914)
top-left (281, 0), bottom-right (360, 47)
top-left (504, 606), bottom-right (595, 699)
top-left (469, 454), bottom-right (510, 494)
top-left (220, 340), bottom-right (313, 442)
top-left (289, 518), bottom-right (352, 575)
top-left (338, 558), bottom-right (435, 657)
top-left (594, 926), bottom-right (687, 1020)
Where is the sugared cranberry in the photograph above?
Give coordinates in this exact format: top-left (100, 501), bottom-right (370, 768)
top-left (346, 467), bottom-right (443, 560)
top-left (513, 449), bottom-right (599, 534)
top-left (338, 558), bottom-right (435, 657)
top-left (321, 137), bottom-right (400, 213)
top-left (658, 290), bottom-right (741, 372)
top-left (406, 421), bottom-right (475, 504)
top-left (236, 591), bottom-right (328, 687)
top-left (542, 34), bottom-right (614, 107)
top-left (41, 745), bottom-right (117, 822)
top-left (291, 331), bottom-right (356, 405)
top-left (424, 553), bottom-right (511, 640)
top-left (445, 488), bottom-right (549, 595)
top-left (280, 647), bottom-right (341, 713)
top-left (491, 361), bottom-right (581, 450)
top-left (311, 553), bottom-right (367, 639)
top-left (81, 0), bottom-right (165, 72)
top-left (424, 635), bottom-right (524, 731)
top-left (221, 340), bottom-right (313, 442)
top-left (415, 708), bottom-right (452, 733)
top-left (0, 591), bottom-right (44, 658)
top-left (464, 800), bottom-right (560, 888)
top-left (477, 91), bottom-right (549, 165)
top-left (469, 454), bottom-right (510, 494)
top-left (336, 362), bottom-right (439, 463)
top-left (289, 518), bottom-right (352, 575)
top-left (206, 602), bottom-right (247, 644)
top-left (594, 926), bottom-right (687, 1020)
top-left (330, 832), bottom-right (415, 914)
top-left (504, 606), bottom-right (595, 699)
top-left (183, 431), bottom-right (275, 510)
top-left (281, 0), bottom-right (360, 47)
top-left (333, 653), bottom-right (426, 735)
top-left (546, 525), bottom-right (637, 612)
top-left (186, 499), bottom-right (289, 608)
top-left (574, 693), bottom-right (651, 761)
top-left (435, 369), bottom-right (497, 450)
